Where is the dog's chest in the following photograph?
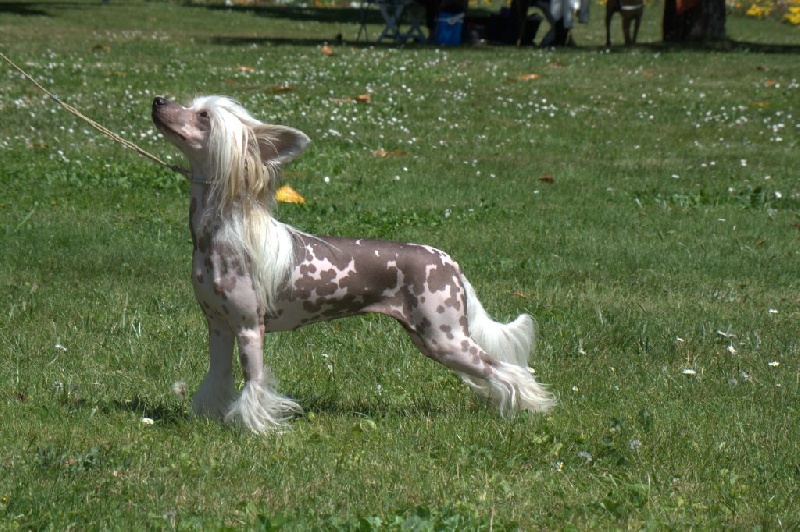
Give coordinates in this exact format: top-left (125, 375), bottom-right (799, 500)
top-left (189, 191), bottom-right (260, 325)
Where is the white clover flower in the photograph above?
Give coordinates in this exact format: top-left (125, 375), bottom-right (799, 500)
top-left (682, 368), bottom-right (697, 376)
top-left (141, 417), bottom-right (154, 425)
top-left (171, 381), bottom-right (187, 400)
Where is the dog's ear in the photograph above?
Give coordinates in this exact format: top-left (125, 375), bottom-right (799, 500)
top-left (254, 125), bottom-right (310, 166)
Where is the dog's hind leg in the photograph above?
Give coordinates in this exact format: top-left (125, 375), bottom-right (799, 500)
top-left (224, 326), bottom-right (302, 433)
top-left (192, 317), bottom-right (238, 420)
top-left (408, 326), bottom-right (555, 416)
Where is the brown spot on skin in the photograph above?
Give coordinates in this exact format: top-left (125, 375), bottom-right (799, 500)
top-left (436, 305), bottom-right (445, 314)
top-left (443, 288), bottom-right (463, 312)
top-left (239, 353), bottom-right (251, 380)
top-left (197, 230), bottom-right (211, 254)
top-left (240, 336), bottom-right (252, 346)
top-left (440, 325), bottom-right (454, 340)
top-left (213, 282), bottom-right (229, 299)
top-left (196, 272), bottom-right (204, 284)
top-left (425, 258), bottom-right (452, 294)
top-left (461, 340), bottom-right (471, 352)
top-left (417, 317), bottom-right (432, 335)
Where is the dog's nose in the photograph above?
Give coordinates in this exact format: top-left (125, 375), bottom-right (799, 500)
top-left (153, 96), bottom-right (168, 109)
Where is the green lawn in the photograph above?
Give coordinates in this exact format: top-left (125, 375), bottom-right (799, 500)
top-left (1, 0), bottom-right (799, 528)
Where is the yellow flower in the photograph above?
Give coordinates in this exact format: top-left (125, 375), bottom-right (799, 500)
top-left (746, 4), bottom-right (763, 17)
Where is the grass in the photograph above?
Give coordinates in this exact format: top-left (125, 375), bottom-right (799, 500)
top-left (1, 0), bottom-right (799, 528)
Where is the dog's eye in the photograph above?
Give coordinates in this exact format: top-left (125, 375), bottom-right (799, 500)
top-left (199, 111), bottom-right (209, 118)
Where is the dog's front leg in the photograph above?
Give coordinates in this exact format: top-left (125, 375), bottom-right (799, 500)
top-left (224, 326), bottom-right (302, 433)
top-left (191, 317), bottom-right (237, 420)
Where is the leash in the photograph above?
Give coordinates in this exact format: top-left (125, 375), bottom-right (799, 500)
top-left (0, 52), bottom-right (189, 179)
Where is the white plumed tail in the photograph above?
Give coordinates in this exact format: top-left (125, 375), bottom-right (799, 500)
top-left (464, 277), bottom-right (535, 368)
top-left (462, 276), bottom-right (556, 414)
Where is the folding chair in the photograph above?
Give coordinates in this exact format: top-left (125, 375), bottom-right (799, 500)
top-left (358, 0), bottom-right (426, 43)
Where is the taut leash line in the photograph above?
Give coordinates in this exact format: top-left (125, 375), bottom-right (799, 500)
top-left (1, 52), bottom-right (188, 178)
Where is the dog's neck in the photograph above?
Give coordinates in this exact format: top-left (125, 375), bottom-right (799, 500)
top-left (188, 163), bottom-right (212, 186)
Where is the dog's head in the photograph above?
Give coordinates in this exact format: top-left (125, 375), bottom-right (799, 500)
top-left (152, 96), bottom-right (309, 207)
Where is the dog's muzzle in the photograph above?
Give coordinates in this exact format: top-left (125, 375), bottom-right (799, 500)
top-left (153, 96), bottom-right (169, 110)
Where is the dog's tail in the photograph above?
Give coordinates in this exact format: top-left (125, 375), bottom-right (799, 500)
top-left (462, 275), bottom-right (556, 414)
top-left (463, 276), bottom-right (534, 369)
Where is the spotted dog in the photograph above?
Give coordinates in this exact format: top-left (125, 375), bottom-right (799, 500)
top-left (152, 95), bottom-right (555, 433)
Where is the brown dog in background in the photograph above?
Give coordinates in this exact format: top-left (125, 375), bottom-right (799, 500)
top-left (605, 0), bottom-right (643, 46)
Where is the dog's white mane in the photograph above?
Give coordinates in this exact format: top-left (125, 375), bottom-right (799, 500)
top-left (195, 96), bottom-right (308, 315)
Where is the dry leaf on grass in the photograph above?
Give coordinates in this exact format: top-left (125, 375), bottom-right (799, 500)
top-left (330, 93), bottom-right (372, 104)
top-left (276, 185), bottom-right (305, 204)
top-left (373, 149), bottom-right (407, 157)
top-left (266, 85), bottom-right (295, 94)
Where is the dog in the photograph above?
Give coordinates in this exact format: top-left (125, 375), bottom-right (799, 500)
top-left (151, 95), bottom-right (555, 433)
top-left (605, 0), bottom-right (643, 46)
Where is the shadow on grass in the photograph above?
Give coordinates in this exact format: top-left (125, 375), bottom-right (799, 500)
top-left (209, 32), bottom-right (800, 54)
top-left (106, 395), bottom-right (189, 425)
top-left (0, 1), bottom-right (136, 16)
top-left (0, 1), bottom-right (51, 16)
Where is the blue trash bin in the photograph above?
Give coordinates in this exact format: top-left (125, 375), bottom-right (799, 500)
top-left (435, 12), bottom-right (464, 45)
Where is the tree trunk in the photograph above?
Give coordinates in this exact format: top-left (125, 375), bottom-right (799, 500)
top-left (663, 0), bottom-right (726, 42)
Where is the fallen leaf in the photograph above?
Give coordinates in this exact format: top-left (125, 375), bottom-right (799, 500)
top-left (236, 65), bottom-right (255, 72)
top-left (321, 45), bottom-right (334, 56)
top-left (91, 44), bottom-right (111, 52)
top-left (539, 174), bottom-right (554, 184)
top-left (331, 93), bottom-right (372, 104)
top-left (511, 291), bottom-right (527, 299)
top-left (751, 101), bottom-right (769, 107)
top-left (373, 149), bottom-right (407, 157)
top-left (276, 185), bottom-right (305, 204)
top-left (518, 73), bottom-right (541, 81)
top-left (764, 79), bottom-right (777, 87)
top-left (266, 85), bottom-right (295, 94)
